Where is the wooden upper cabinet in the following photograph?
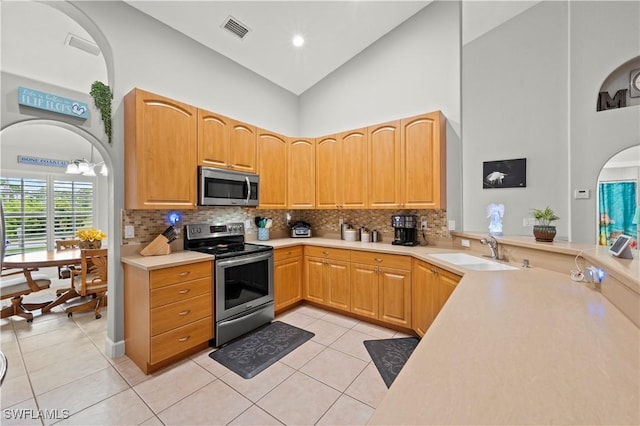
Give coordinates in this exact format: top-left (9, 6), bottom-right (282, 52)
top-left (197, 109), bottom-right (230, 169)
top-left (368, 120), bottom-right (401, 208)
top-left (402, 111), bottom-right (446, 209)
top-left (124, 88), bottom-right (197, 210)
top-left (315, 135), bottom-right (340, 209)
top-left (257, 130), bottom-right (288, 209)
top-left (288, 138), bottom-right (315, 209)
top-left (229, 120), bottom-right (257, 173)
top-left (339, 129), bottom-right (368, 209)
top-left (198, 110), bottom-right (256, 173)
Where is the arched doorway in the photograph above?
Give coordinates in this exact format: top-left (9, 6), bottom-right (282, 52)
top-left (1, 1), bottom-right (120, 356)
top-left (596, 145), bottom-right (639, 248)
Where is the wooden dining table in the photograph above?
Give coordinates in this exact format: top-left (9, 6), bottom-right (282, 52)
top-left (3, 248), bottom-right (83, 269)
top-left (3, 249), bottom-right (84, 313)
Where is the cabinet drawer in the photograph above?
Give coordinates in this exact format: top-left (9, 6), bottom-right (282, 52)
top-left (350, 251), bottom-right (411, 270)
top-left (304, 246), bottom-right (350, 261)
top-left (150, 277), bottom-right (212, 308)
top-left (151, 293), bottom-right (212, 335)
top-left (274, 246), bottom-right (303, 261)
top-left (150, 261), bottom-right (212, 289)
top-left (150, 317), bottom-right (213, 364)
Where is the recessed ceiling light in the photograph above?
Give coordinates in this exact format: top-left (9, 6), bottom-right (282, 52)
top-left (292, 35), bottom-right (304, 47)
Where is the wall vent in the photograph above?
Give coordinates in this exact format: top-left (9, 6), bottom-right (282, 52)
top-left (64, 33), bottom-right (100, 56)
top-left (222, 16), bottom-right (250, 39)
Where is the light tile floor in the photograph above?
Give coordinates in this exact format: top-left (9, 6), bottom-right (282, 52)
top-left (1, 281), bottom-right (412, 426)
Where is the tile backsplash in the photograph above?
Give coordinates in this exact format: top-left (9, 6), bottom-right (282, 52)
top-left (122, 207), bottom-right (449, 245)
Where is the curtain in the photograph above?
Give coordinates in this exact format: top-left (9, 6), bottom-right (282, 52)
top-left (598, 181), bottom-right (637, 246)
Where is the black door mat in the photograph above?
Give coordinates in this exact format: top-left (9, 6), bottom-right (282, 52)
top-left (364, 337), bottom-right (420, 388)
top-left (209, 321), bottom-right (315, 379)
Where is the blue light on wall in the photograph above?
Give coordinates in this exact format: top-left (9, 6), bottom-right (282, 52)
top-left (167, 211), bottom-right (183, 226)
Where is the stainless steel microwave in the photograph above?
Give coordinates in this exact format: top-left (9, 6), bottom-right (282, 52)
top-left (198, 166), bottom-right (259, 207)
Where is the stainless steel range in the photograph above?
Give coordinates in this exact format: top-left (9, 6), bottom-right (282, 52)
top-left (184, 222), bottom-right (274, 346)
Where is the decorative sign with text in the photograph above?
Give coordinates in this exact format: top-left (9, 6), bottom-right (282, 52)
top-left (17, 155), bottom-right (69, 168)
top-left (18, 87), bottom-right (89, 119)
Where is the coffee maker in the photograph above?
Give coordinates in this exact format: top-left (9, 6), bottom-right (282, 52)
top-left (391, 215), bottom-right (418, 246)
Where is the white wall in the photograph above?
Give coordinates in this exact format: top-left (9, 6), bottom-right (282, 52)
top-left (299, 1), bottom-right (462, 226)
top-left (462, 1), bottom-right (569, 237)
top-left (568, 1), bottom-right (640, 243)
top-left (462, 0), bottom-right (640, 242)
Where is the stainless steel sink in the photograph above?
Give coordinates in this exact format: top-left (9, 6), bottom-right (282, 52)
top-left (428, 253), bottom-right (519, 271)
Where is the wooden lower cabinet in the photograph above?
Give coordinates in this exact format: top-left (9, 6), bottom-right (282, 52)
top-left (124, 260), bottom-right (213, 374)
top-left (350, 251), bottom-right (412, 328)
top-left (412, 258), bottom-right (461, 337)
top-left (274, 247), bottom-right (303, 312)
top-left (303, 247), bottom-right (351, 312)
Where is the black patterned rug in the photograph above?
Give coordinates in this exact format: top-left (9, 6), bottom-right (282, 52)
top-left (364, 337), bottom-right (420, 388)
top-left (209, 321), bottom-right (314, 379)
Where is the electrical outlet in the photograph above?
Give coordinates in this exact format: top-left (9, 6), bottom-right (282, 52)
top-left (448, 220), bottom-right (456, 231)
top-left (461, 239), bottom-right (470, 248)
top-left (244, 219), bottom-right (252, 229)
top-left (339, 218), bottom-right (344, 227)
top-left (124, 225), bottom-right (135, 238)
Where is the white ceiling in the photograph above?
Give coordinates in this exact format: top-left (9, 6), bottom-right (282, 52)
top-left (0, 0), bottom-right (546, 96)
top-left (124, 1), bottom-right (432, 95)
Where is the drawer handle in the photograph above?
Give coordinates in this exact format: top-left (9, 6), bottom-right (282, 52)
top-left (178, 310), bottom-right (191, 316)
top-left (178, 271), bottom-right (191, 277)
top-left (374, 258), bottom-right (383, 262)
top-left (286, 251), bottom-right (292, 255)
top-left (322, 251), bottom-right (329, 255)
top-left (178, 335), bottom-right (191, 342)
top-left (178, 289), bottom-right (191, 294)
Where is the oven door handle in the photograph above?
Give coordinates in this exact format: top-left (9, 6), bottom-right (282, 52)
top-left (216, 251), bottom-right (273, 268)
top-left (245, 177), bottom-right (251, 204)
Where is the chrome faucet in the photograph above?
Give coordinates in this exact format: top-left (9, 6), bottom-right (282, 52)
top-left (480, 236), bottom-right (499, 259)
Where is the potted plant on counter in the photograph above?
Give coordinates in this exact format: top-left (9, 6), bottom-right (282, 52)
top-left (532, 206), bottom-right (559, 242)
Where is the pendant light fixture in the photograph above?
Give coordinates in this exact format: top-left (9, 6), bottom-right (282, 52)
top-left (65, 145), bottom-right (108, 177)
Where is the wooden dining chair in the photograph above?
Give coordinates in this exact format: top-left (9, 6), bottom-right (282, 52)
top-left (55, 239), bottom-right (81, 281)
top-left (62, 248), bottom-right (108, 319)
top-left (1, 268), bottom-right (52, 322)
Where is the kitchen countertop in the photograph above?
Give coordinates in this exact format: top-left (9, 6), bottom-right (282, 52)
top-left (369, 267), bottom-right (640, 425)
top-left (121, 250), bottom-right (213, 270)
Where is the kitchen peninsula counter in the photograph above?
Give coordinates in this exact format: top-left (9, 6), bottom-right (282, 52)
top-left (262, 237), bottom-right (639, 424)
top-left (368, 266), bottom-right (640, 425)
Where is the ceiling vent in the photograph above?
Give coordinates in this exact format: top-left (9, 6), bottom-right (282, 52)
top-left (64, 33), bottom-right (100, 56)
top-left (222, 16), bottom-right (250, 39)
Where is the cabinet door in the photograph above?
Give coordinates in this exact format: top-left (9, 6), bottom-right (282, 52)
top-left (288, 138), bottom-right (315, 209)
top-left (304, 257), bottom-right (325, 304)
top-left (315, 135), bottom-right (339, 209)
top-left (350, 263), bottom-right (379, 320)
top-left (274, 256), bottom-right (302, 312)
top-left (197, 109), bottom-right (230, 168)
top-left (228, 119), bottom-right (256, 173)
top-left (379, 267), bottom-right (412, 328)
top-left (367, 121), bottom-right (401, 208)
top-left (257, 130), bottom-right (288, 209)
top-left (339, 129), bottom-right (368, 209)
top-left (402, 112), bottom-right (445, 209)
top-left (325, 260), bottom-right (350, 312)
top-left (124, 88), bottom-right (197, 209)
top-left (437, 268), bottom-right (460, 314)
top-left (411, 259), bottom-right (437, 337)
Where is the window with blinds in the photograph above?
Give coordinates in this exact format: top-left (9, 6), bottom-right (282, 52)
top-left (0, 176), bottom-right (94, 254)
top-left (54, 180), bottom-right (94, 240)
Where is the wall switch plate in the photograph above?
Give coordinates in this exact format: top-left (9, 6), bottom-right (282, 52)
top-left (448, 220), bottom-right (456, 231)
top-left (461, 239), bottom-right (471, 247)
top-left (124, 225), bottom-right (135, 238)
top-left (574, 189), bottom-right (590, 199)
top-left (244, 219), bottom-right (252, 229)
